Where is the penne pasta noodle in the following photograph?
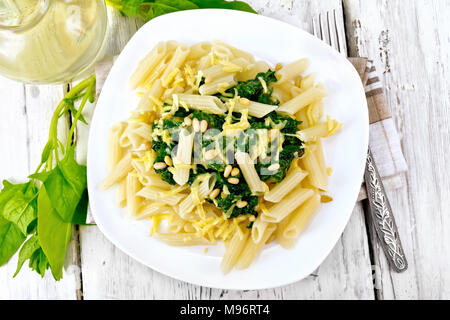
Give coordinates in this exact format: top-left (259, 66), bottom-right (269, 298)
top-left (199, 74), bottom-right (237, 96)
top-left (161, 44), bottom-right (190, 87)
top-left (173, 129), bottom-right (194, 186)
top-left (108, 122), bottom-right (126, 170)
top-left (301, 73), bottom-right (316, 90)
top-left (130, 41), bottom-right (167, 89)
top-left (235, 224), bottom-right (276, 270)
top-left (282, 193), bottom-right (321, 241)
top-left (126, 172), bottom-right (141, 217)
top-left (276, 58), bottom-right (309, 84)
top-left (301, 149), bottom-right (328, 191)
top-left (261, 188), bottom-right (314, 223)
top-left (117, 178), bottom-right (127, 208)
top-left (155, 233), bottom-right (213, 246)
top-left (101, 153), bottom-right (133, 190)
top-left (138, 79), bottom-right (164, 111)
top-left (264, 167), bottom-right (308, 203)
top-left (277, 87), bottom-right (328, 115)
top-left (177, 94), bottom-right (227, 114)
top-left (137, 186), bottom-right (186, 206)
top-left (235, 152), bottom-right (265, 195)
top-left (237, 60), bottom-right (269, 81)
top-left (212, 40), bottom-right (255, 63)
top-left (234, 100), bottom-right (278, 118)
top-left (136, 202), bottom-right (174, 220)
top-left (221, 228), bottom-right (250, 274)
top-left (187, 42), bottom-right (212, 60)
top-left (178, 174), bottom-right (217, 217)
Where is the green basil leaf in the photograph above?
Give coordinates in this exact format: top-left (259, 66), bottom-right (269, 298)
top-left (2, 182), bottom-right (38, 236)
top-left (0, 215), bottom-right (26, 266)
top-left (37, 186), bottom-right (72, 281)
top-left (190, 0), bottom-right (257, 13)
top-left (34, 147), bottom-right (87, 223)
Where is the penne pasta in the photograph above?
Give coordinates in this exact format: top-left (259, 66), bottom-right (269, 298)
top-left (276, 58), bottom-right (309, 84)
top-left (173, 129), bottom-right (194, 186)
top-left (221, 229), bottom-right (250, 274)
top-left (126, 172), bottom-right (141, 217)
top-left (277, 87), bottom-right (328, 115)
top-left (137, 79), bottom-right (164, 111)
top-left (300, 150), bottom-right (328, 191)
top-left (235, 152), bottom-right (265, 195)
top-left (234, 99), bottom-right (278, 118)
top-left (117, 178), bottom-right (127, 208)
top-left (161, 44), bottom-right (190, 88)
top-left (101, 153), bottom-right (133, 190)
top-left (261, 188), bottom-right (314, 223)
top-left (281, 193), bottom-right (321, 241)
top-left (104, 40), bottom-right (341, 274)
top-left (130, 41), bottom-right (167, 89)
top-left (137, 186), bottom-right (186, 206)
top-left (199, 74), bottom-right (237, 96)
top-left (177, 94), bottom-right (227, 114)
top-left (235, 224), bottom-right (276, 270)
top-left (264, 167), bottom-right (308, 203)
top-left (108, 122), bottom-right (126, 170)
top-left (155, 233), bottom-right (213, 246)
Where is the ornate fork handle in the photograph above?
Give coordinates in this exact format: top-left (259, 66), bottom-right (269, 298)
top-left (364, 149), bottom-right (408, 272)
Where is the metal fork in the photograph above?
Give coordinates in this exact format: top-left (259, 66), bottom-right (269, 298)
top-left (312, 10), bottom-right (408, 273)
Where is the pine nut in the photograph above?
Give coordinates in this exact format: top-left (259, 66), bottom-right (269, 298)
top-left (254, 205), bottom-right (261, 213)
top-left (275, 63), bottom-right (283, 71)
top-left (200, 120), bottom-right (208, 133)
top-left (236, 200), bottom-right (248, 208)
top-left (239, 98), bottom-right (251, 106)
top-left (184, 117), bottom-right (192, 126)
top-left (164, 156), bottom-right (173, 166)
top-left (228, 178), bottom-right (239, 185)
top-left (268, 163), bottom-right (280, 171)
top-left (224, 165), bottom-right (232, 178)
top-left (209, 189), bottom-right (220, 200)
top-left (153, 162), bottom-right (167, 170)
top-left (231, 167), bottom-right (240, 177)
top-left (204, 149), bottom-right (218, 161)
top-left (193, 118), bottom-right (200, 132)
top-left (221, 192), bottom-right (227, 199)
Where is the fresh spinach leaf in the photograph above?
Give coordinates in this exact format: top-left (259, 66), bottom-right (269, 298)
top-left (227, 70), bottom-right (279, 105)
top-left (0, 215), bottom-right (26, 266)
top-left (33, 147), bottom-right (87, 224)
top-left (37, 186), bottom-right (72, 281)
top-left (190, 0), bottom-right (256, 13)
top-left (106, 0), bottom-right (256, 21)
top-left (2, 182), bottom-right (38, 236)
top-left (14, 234), bottom-right (49, 278)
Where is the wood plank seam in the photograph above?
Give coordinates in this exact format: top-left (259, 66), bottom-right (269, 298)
top-left (341, 0), bottom-right (392, 300)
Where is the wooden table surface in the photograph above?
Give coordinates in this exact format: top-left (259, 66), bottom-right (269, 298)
top-left (1, 0), bottom-right (449, 300)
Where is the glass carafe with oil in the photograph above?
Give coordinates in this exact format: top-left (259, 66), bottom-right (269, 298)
top-left (0, 0), bottom-right (107, 83)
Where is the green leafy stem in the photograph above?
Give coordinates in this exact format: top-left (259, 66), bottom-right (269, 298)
top-left (105, 0), bottom-right (257, 22)
top-left (0, 76), bottom-right (96, 280)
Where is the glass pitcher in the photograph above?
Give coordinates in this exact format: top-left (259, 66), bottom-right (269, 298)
top-left (0, 0), bottom-right (107, 83)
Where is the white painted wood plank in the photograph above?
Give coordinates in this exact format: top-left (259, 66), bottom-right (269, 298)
top-left (78, 0), bottom-right (375, 299)
top-left (344, 0), bottom-right (450, 299)
top-left (0, 77), bottom-right (79, 299)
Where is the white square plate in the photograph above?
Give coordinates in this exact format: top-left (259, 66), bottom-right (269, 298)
top-left (87, 9), bottom-right (369, 290)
